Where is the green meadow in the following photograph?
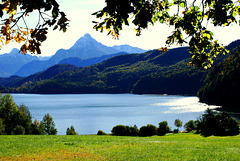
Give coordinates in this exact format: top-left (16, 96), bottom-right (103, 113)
top-left (0, 133), bottom-right (240, 160)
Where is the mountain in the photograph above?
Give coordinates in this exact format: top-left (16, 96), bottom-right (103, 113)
top-left (0, 70), bottom-right (8, 77)
top-left (14, 33), bottom-right (147, 77)
top-left (0, 64), bottom-right (79, 89)
top-left (112, 44), bottom-right (147, 53)
top-left (64, 33), bottom-right (119, 60)
top-left (3, 40), bottom-right (239, 95)
top-left (14, 59), bottom-right (57, 77)
top-left (1, 46), bottom-right (205, 94)
top-left (58, 52), bottom-right (128, 67)
top-left (0, 48), bottom-right (39, 76)
top-left (38, 55), bottom-right (52, 61)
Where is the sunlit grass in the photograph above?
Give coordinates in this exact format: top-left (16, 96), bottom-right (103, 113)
top-left (0, 133), bottom-right (240, 160)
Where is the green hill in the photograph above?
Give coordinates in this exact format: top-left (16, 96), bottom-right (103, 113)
top-left (198, 46), bottom-right (240, 110)
top-left (2, 40), bottom-right (240, 96)
top-left (2, 47), bottom-right (207, 95)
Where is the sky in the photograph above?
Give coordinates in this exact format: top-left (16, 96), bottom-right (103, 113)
top-left (0, 0), bottom-right (240, 56)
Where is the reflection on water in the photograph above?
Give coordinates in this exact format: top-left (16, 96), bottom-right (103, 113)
top-left (11, 94), bottom-right (220, 135)
top-left (153, 97), bottom-right (219, 113)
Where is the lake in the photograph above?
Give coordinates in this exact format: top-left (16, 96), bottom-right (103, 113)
top-left (11, 94), bottom-right (219, 135)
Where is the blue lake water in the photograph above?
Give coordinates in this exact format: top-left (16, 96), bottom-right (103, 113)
top-left (11, 94), bottom-right (218, 135)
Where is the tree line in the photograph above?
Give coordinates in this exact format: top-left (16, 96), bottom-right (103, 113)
top-left (2, 49), bottom-right (207, 95)
top-left (0, 94), bottom-right (57, 135)
top-left (98, 109), bottom-right (240, 137)
top-left (0, 93), bottom-right (239, 136)
top-left (198, 46), bottom-right (240, 110)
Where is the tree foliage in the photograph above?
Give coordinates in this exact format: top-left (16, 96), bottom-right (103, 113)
top-left (40, 113), bottom-right (57, 135)
top-left (198, 46), bottom-right (240, 109)
top-left (66, 125), bottom-right (78, 135)
top-left (0, 94), bottom-right (34, 134)
top-left (184, 120), bottom-right (197, 132)
top-left (111, 125), bottom-right (139, 136)
top-left (197, 108), bottom-right (239, 136)
top-left (139, 124), bottom-right (157, 136)
top-left (157, 121), bottom-right (170, 136)
top-left (174, 118), bottom-right (182, 131)
top-left (93, 0), bottom-right (240, 68)
top-left (0, 93), bottom-right (58, 135)
top-left (0, 0), bottom-right (68, 54)
top-left (97, 130), bottom-right (107, 135)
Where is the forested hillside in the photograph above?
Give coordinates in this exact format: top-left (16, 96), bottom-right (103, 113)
top-left (1, 40), bottom-right (240, 96)
top-left (2, 47), bottom-right (206, 95)
top-left (198, 46), bottom-right (240, 110)
top-left (0, 64), bottom-right (79, 91)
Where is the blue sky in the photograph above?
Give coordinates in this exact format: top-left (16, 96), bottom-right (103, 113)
top-left (1, 0), bottom-right (240, 56)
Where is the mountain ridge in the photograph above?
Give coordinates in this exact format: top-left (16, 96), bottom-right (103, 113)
top-left (1, 39), bottom-right (240, 95)
top-left (0, 48), bottom-right (40, 76)
top-left (13, 33), bottom-right (147, 77)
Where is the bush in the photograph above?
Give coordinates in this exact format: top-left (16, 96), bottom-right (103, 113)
top-left (111, 125), bottom-right (139, 136)
top-left (197, 108), bottom-right (239, 136)
top-left (157, 121), bottom-right (170, 136)
top-left (128, 125), bottom-right (139, 136)
top-left (97, 130), bottom-right (106, 135)
top-left (184, 120), bottom-right (197, 132)
top-left (12, 125), bottom-right (25, 135)
top-left (111, 125), bottom-right (128, 136)
top-left (140, 124), bottom-right (157, 136)
top-left (0, 118), bottom-right (5, 135)
top-left (215, 112), bottom-right (239, 136)
top-left (173, 129), bottom-right (179, 133)
top-left (66, 125), bottom-right (78, 135)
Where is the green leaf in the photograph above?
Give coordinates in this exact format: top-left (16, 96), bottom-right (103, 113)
top-left (180, 2), bottom-right (185, 8)
top-left (194, 6), bottom-right (199, 11)
top-left (52, 11), bottom-right (57, 17)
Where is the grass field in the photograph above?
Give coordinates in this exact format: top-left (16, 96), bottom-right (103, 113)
top-left (0, 133), bottom-right (240, 160)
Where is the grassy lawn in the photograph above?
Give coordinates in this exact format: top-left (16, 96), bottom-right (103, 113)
top-left (0, 133), bottom-right (240, 160)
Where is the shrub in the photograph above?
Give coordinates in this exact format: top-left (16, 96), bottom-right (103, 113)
top-left (185, 127), bottom-right (192, 133)
top-left (12, 125), bottom-right (25, 135)
top-left (111, 125), bottom-right (139, 136)
top-left (111, 125), bottom-right (128, 136)
top-left (157, 121), bottom-right (170, 136)
top-left (184, 120), bottom-right (197, 132)
top-left (215, 112), bottom-right (239, 136)
top-left (173, 129), bottom-right (179, 133)
top-left (140, 124), bottom-right (157, 136)
top-left (128, 125), bottom-right (139, 136)
top-left (0, 118), bottom-right (5, 135)
top-left (97, 130), bottom-right (106, 135)
top-left (66, 125), bottom-right (78, 135)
